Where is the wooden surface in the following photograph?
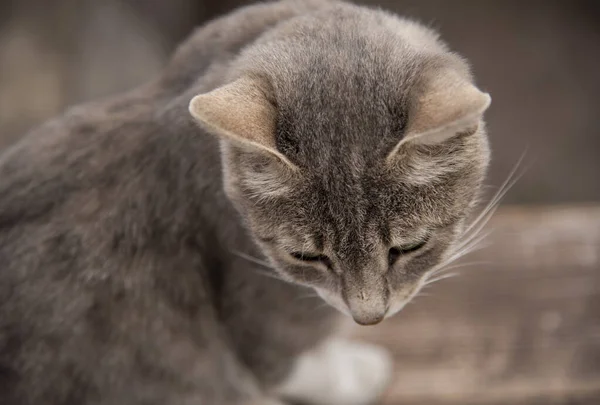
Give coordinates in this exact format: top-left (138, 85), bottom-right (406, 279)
top-left (350, 205), bottom-right (600, 405)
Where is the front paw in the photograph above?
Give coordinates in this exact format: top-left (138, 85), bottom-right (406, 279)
top-left (275, 339), bottom-right (393, 405)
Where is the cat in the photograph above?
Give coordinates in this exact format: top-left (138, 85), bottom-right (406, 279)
top-left (0, 1), bottom-right (491, 404)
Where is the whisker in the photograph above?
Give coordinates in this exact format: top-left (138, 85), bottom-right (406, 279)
top-left (444, 241), bottom-right (492, 268)
top-left (423, 236), bottom-right (491, 282)
top-left (450, 229), bottom-right (493, 261)
top-left (422, 235), bottom-right (494, 293)
top-left (315, 302), bottom-right (332, 311)
top-left (460, 152), bottom-right (527, 239)
top-left (425, 272), bottom-right (459, 286)
top-left (250, 268), bottom-right (292, 283)
top-left (295, 292), bottom-right (320, 300)
top-left (431, 230), bottom-right (492, 277)
top-left (454, 204), bottom-right (498, 253)
top-left (429, 260), bottom-right (492, 276)
top-left (457, 200), bottom-right (498, 251)
top-left (231, 249), bottom-right (273, 269)
top-left (251, 268), bottom-right (279, 279)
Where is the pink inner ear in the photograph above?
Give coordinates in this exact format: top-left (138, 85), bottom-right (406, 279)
top-left (409, 110), bottom-right (486, 146)
top-left (189, 77), bottom-right (299, 171)
top-left (404, 70), bottom-right (491, 145)
top-left (188, 77), bottom-right (278, 149)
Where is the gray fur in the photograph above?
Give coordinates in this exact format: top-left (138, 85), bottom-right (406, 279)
top-left (0, 1), bottom-right (490, 404)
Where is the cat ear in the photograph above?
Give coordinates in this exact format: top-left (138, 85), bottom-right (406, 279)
top-left (189, 77), bottom-right (296, 169)
top-left (397, 70), bottom-right (491, 148)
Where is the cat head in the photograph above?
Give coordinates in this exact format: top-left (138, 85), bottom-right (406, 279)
top-left (188, 9), bottom-right (491, 325)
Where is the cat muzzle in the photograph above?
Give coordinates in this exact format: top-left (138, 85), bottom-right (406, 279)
top-left (345, 291), bottom-right (388, 326)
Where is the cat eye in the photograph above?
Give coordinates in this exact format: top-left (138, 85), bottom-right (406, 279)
top-left (388, 239), bottom-right (428, 266)
top-left (290, 252), bottom-right (331, 267)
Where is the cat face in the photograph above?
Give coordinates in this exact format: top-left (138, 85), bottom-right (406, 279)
top-left (191, 75), bottom-right (489, 325)
top-left (220, 130), bottom-right (488, 325)
top-left (189, 7), bottom-right (491, 324)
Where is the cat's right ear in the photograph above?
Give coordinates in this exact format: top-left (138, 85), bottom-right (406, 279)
top-left (189, 77), bottom-right (297, 170)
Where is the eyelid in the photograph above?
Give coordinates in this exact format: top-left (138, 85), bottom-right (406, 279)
top-left (403, 235), bottom-right (430, 249)
top-left (392, 234), bottom-right (430, 250)
top-left (290, 252), bottom-right (331, 266)
top-left (388, 234), bottom-right (431, 265)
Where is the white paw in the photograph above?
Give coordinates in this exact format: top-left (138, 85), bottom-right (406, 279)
top-left (274, 339), bottom-right (393, 405)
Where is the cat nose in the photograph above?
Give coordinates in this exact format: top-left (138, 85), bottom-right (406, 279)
top-left (345, 290), bottom-right (388, 326)
top-left (351, 310), bottom-right (385, 326)
top-left (342, 273), bottom-right (388, 326)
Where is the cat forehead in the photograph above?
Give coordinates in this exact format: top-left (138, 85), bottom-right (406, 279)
top-left (267, 59), bottom-right (417, 167)
top-left (239, 43), bottom-right (455, 166)
top-left (262, 37), bottom-right (424, 112)
top-left (303, 163), bottom-right (471, 222)
top-left (273, 105), bottom-right (406, 169)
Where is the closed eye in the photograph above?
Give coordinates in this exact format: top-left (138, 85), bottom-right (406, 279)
top-left (388, 238), bottom-right (429, 266)
top-left (290, 252), bottom-right (331, 267)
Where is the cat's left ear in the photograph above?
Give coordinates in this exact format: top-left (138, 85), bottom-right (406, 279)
top-left (189, 77), bottom-right (296, 169)
top-left (390, 70), bottom-right (491, 153)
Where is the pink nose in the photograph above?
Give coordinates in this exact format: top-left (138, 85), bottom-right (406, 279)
top-left (342, 274), bottom-right (388, 326)
top-left (345, 291), bottom-right (388, 326)
top-left (352, 311), bottom-right (385, 326)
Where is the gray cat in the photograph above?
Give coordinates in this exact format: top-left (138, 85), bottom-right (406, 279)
top-left (0, 1), bottom-right (491, 404)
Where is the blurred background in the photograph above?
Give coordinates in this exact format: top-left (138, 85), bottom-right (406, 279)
top-left (1, 1), bottom-right (599, 404)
